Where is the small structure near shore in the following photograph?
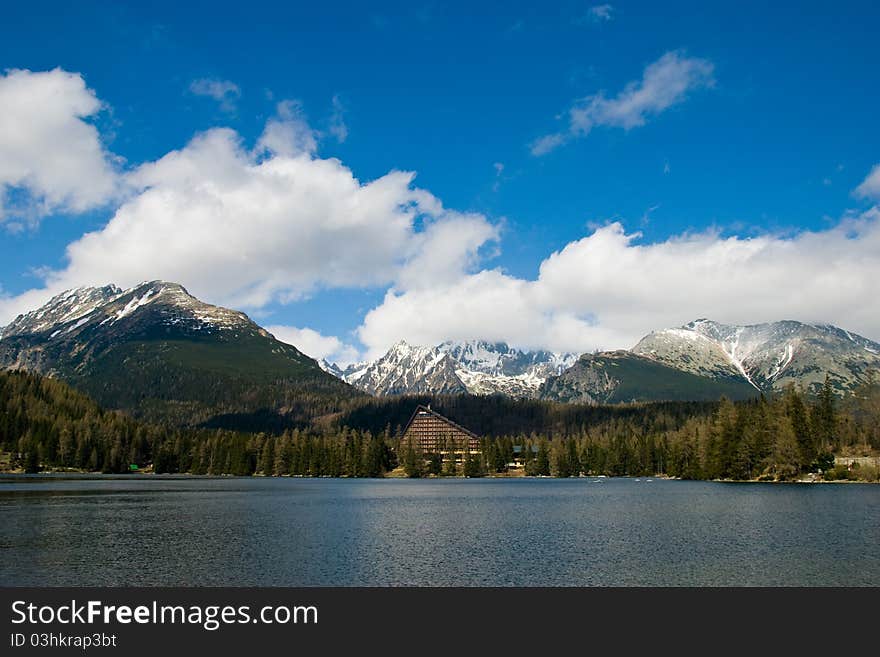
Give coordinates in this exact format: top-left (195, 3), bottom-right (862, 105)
top-left (401, 405), bottom-right (480, 456)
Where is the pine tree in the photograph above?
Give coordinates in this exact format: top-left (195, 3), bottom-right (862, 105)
top-left (426, 451), bottom-right (442, 476)
top-left (443, 438), bottom-right (458, 476)
top-left (787, 387), bottom-right (814, 471)
top-left (812, 375), bottom-right (837, 454)
top-left (403, 440), bottom-right (422, 478)
top-left (491, 440), bottom-right (507, 473)
top-left (567, 437), bottom-right (581, 477)
top-left (464, 447), bottom-right (483, 477)
top-left (535, 440), bottom-right (551, 476)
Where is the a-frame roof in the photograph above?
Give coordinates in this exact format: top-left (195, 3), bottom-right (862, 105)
top-left (401, 404), bottom-right (480, 439)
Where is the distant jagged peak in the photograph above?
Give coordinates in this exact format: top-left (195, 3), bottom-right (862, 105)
top-left (332, 337), bottom-right (580, 397)
top-left (382, 339), bottom-right (440, 359)
top-left (318, 358), bottom-right (344, 377)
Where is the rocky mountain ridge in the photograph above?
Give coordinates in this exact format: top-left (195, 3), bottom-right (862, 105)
top-left (0, 281), bottom-right (355, 426)
top-left (631, 319), bottom-right (880, 395)
top-left (325, 319), bottom-right (880, 403)
top-left (329, 339), bottom-right (577, 398)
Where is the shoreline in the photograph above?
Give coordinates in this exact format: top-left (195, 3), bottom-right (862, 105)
top-left (1, 470), bottom-right (877, 484)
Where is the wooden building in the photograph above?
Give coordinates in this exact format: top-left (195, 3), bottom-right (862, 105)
top-left (401, 405), bottom-right (480, 454)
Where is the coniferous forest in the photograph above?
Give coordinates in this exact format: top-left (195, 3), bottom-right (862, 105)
top-left (1, 369), bottom-right (878, 481)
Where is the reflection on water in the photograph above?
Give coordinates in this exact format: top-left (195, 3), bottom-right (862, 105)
top-left (1, 475), bottom-right (878, 586)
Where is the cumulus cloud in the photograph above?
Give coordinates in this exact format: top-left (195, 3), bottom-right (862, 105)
top-left (0, 108), bottom-right (497, 328)
top-left (254, 100), bottom-right (318, 157)
top-left (357, 210), bottom-right (880, 358)
top-left (531, 50), bottom-right (715, 155)
top-left (357, 270), bottom-right (622, 360)
top-left (4, 67), bottom-right (878, 369)
top-left (189, 78), bottom-right (241, 113)
top-left (0, 68), bottom-right (120, 224)
top-left (854, 163), bottom-right (880, 200)
top-left (397, 213), bottom-right (500, 291)
top-left (265, 325), bottom-right (359, 365)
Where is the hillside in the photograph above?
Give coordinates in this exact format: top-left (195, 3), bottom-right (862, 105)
top-left (539, 350), bottom-right (759, 403)
top-left (0, 281), bottom-right (363, 428)
top-left (0, 368), bottom-right (152, 472)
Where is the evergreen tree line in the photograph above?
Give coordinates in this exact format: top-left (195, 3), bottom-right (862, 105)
top-left (0, 370), bottom-right (394, 476)
top-left (2, 369), bottom-right (879, 480)
top-left (337, 393), bottom-right (720, 440)
top-left (374, 379), bottom-right (880, 481)
top-left (153, 427), bottom-right (395, 477)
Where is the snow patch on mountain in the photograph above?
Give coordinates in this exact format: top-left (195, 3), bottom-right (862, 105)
top-left (634, 319), bottom-right (880, 395)
top-left (2, 285), bottom-right (122, 337)
top-left (0, 281), bottom-right (258, 342)
top-left (112, 288), bottom-right (158, 323)
top-left (328, 339), bottom-right (577, 398)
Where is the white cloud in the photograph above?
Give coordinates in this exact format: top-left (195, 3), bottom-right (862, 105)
top-left (855, 163), bottom-right (880, 200)
top-left (587, 4), bottom-right (614, 22)
top-left (492, 162), bottom-right (504, 192)
top-left (328, 95), bottom-right (348, 143)
top-left (0, 68), bottom-right (120, 224)
top-left (530, 133), bottom-right (567, 157)
top-left (357, 210), bottom-right (880, 358)
top-left (0, 108), bottom-right (497, 328)
top-left (357, 270), bottom-right (621, 360)
top-left (396, 213), bottom-right (499, 291)
top-left (189, 78), bottom-right (240, 113)
top-left (4, 67), bottom-right (878, 369)
top-left (254, 100), bottom-right (317, 157)
top-left (265, 325), bottom-right (359, 365)
top-left (531, 51), bottom-right (715, 155)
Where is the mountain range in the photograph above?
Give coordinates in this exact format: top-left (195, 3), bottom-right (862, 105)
top-left (326, 319), bottom-right (880, 402)
top-left (2, 281), bottom-right (879, 428)
top-left (326, 340), bottom-right (577, 398)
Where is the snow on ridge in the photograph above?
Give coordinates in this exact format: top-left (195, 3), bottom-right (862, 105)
top-left (6, 285), bottom-right (123, 335)
top-left (333, 338), bottom-right (576, 396)
top-left (112, 289), bottom-right (158, 323)
top-left (65, 315), bottom-right (93, 334)
top-left (663, 328), bottom-right (704, 341)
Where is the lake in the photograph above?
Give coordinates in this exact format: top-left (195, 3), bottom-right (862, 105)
top-left (1, 475), bottom-right (878, 586)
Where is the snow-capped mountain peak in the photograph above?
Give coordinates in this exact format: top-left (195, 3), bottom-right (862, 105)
top-left (338, 341), bottom-right (465, 396)
top-left (633, 319), bottom-right (880, 394)
top-left (330, 339), bottom-right (578, 398)
top-left (1, 280), bottom-right (259, 343)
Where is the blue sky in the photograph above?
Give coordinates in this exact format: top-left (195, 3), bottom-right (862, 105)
top-left (1, 1), bottom-right (879, 363)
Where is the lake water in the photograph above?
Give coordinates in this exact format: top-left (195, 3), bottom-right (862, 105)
top-left (1, 476), bottom-right (878, 586)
